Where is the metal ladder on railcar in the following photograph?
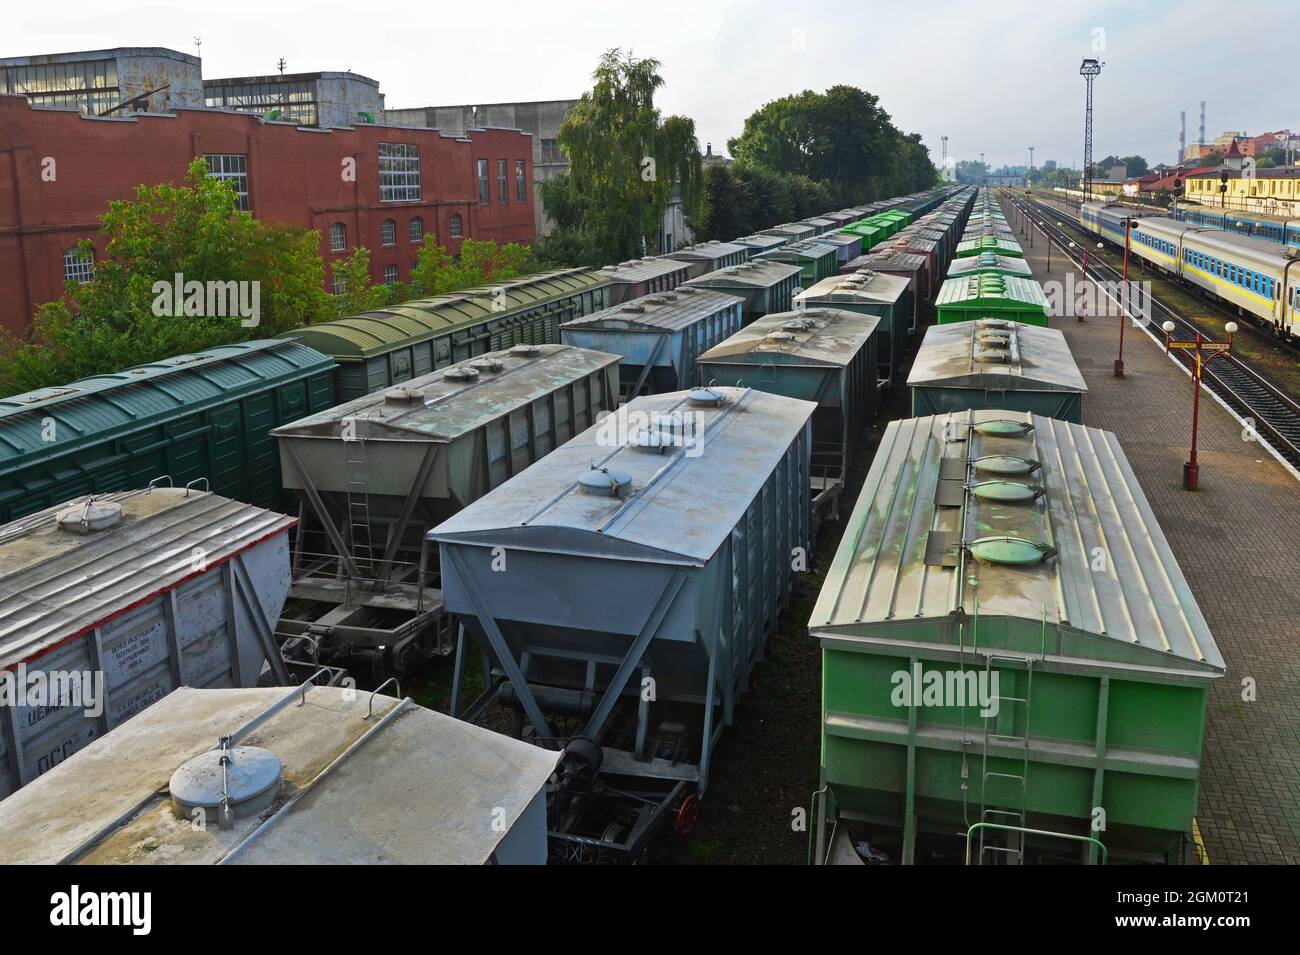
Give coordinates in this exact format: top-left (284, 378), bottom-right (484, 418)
top-left (977, 652), bottom-right (1035, 865)
top-left (344, 435), bottom-right (375, 576)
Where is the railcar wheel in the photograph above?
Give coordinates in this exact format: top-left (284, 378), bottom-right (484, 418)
top-left (674, 793), bottom-right (700, 836)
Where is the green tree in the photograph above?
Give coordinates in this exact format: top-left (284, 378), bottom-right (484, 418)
top-left (409, 235), bottom-right (534, 297)
top-left (1119, 155), bottom-right (1149, 177)
top-left (0, 157), bottom-right (328, 394)
top-left (728, 85), bottom-right (935, 204)
top-left (329, 247), bottom-right (390, 316)
top-left (540, 49), bottom-right (703, 263)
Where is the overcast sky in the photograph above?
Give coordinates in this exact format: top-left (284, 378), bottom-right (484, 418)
top-left (8, 0), bottom-right (1292, 170)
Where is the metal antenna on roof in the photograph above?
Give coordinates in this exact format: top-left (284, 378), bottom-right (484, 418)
top-left (194, 36), bottom-right (202, 58)
top-left (277, 58), bottom-right (287, 76)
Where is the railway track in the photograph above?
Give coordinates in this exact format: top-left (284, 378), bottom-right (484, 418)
top-left (1003, 192), bottom-right (1300, 470)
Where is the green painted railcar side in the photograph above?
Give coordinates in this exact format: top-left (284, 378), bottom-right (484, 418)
top-left (0, 340), bottom-right (336, 521)
top-left (288, 269), bottom-right (610, 401)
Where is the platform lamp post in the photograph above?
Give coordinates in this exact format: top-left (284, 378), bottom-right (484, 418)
top-left (1162, 320), bottom-right (1237, 490)
top-left (1116, 215), bottom-right (1139, 377)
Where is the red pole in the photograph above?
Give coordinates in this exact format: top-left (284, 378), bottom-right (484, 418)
top-left (1185, 333), bottom-right (1202, 490)
top-left (1116, 219), bottom-right (1129, 377)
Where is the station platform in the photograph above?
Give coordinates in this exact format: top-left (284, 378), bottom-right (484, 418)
top-left (1002, 195), bottom-right (1300, 864)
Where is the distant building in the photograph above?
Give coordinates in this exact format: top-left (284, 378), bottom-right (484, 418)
top-left (702, 142), bottom-right (732, 168)
top-left (203, 70), bottom-right (384, 128)
top-left (387, 99), bottom-right (692, 251)
top-left (1184, 159), bottom-right (1300, 214)
top-left (0, 47), bottom-right (203, 114)
top-left (0, 93), bottom-right (534, 335)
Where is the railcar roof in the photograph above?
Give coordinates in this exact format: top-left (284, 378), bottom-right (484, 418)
top-left (907, 320), bottom-right (1087, 393)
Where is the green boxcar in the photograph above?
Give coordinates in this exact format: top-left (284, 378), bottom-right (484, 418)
top-left (811, 410), bottom-right (1224, 865)
top-left (755, 240), bottom-right (840, 289)
top-left (840, 222), bottom-right (885, 251)
top-left (935, 275), bottom-right (1050, 326)
top-left (907, 320), bottom-right (1086, 421)
top-left (795, 269), bottom-right (912, 388)
top-left (947, 252), bottom-right (1034, 279)
top-left (0, 340), bottom-right (335, 521)
top-left (287, 268), bottom-right (610, 401)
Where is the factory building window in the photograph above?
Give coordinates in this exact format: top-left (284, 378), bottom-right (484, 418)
top-left (409, 217), bottom-right (423, 244)
top-left (330, 222), bottom-right (347, 252)
top-left (384, 264), bottom-right (399, 286)
top-left (516, 160), bottom-right (526, 203)
top-left (477, 159), bottom-right (489, 204)
top-left (2, 59), bottom-right (119, 114)
top-left (205, 78), bottom-right (318, 127)
top-left (203, 154), bottom-right (250, 212)
top-left (381, 219), bottom-right (396, 246)
top-left (498, 159), bottom-right (508, 203)
top-left (378, 143), bottom-right (421, 202)
top-left (450, 214), bottom-right (463, 238)
top-left (331, 273), bottom-right (346, 296)
top-left (62, 247), bottom-right (95, 285)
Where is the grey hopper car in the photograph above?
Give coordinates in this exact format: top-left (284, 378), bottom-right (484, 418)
top-left (731, 233), bottom-right (790, 256)
top-left (818, 231), bottom-right (865, 267)
top-left (430, 387), bottom-right (815, 813)
top-left (271, 344), bottom-right (620, 675)
top-left (839, 251), bottom-right (926, 337)
top-left (0, 685), bottom-right (559, 864)
top-left (907, 320), bottom-right (1087, 422)
top-left (795, 269), bottom-right (913, 389)
top-left (560, 288), bottom-right (744, 398)
top-left (698, 308), bottom-right (879, 516)
top-left (599, 258), bottom-right (692, 305)
top-left (684, 260), bottom-right (803, 325)
top-left (0, 486), bottom-right (295, 799)
top-left (661, 241), bottom-right (750, 278)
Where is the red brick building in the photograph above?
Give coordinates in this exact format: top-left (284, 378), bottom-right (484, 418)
top-left (0, 94), bottom-right (536, 335)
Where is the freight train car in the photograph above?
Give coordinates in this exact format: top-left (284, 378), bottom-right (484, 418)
top-left (0, 340), bottom-right (335, 522)
top-left (796, 270), bottom-right (912, 388)
top-left (819, 231), bottom-right (865, 267)
top-left (907, 320), bottom-right (1087, 421)
top-left (935, 275), bottom-right (1050, 327)
top-left (0, 487), bottom-right (296, 798)
top-left (272, 344), bottom-right (621, 675)
top-left (0, 685), bottom-right (559, 864)
top-left (947, 253), bottom-right (1035, 279)
top-left (811, 410), bottom-right (1224, 865)
top-left (698, 309), bottom-right (878, 518)
top-left (560, 288), bottom-right (743, 398)
top-left (288, 269), bottom-right (609, 401)
top-left (684, 260), bottom-right (803, 325)
top-left (731, 233), bottom-right (790, 257)
top-left (756, 239), bottom-right (841, 289)
top-left (599, 259), bottom-right (691, 305)
top-left (661, 240), bottom-right (750, 278)
top-left (431, 386), bottom-right (815, 862)
top-left (760, 222), bottom-right (818, 243)
top-left (837, 252), bottom-right (926, 338)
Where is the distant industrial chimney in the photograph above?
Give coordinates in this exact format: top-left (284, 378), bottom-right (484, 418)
top-left (1179, 111), bottom-right (1186, 164)
top-left (1199, 100), bottom-right (1206, 147)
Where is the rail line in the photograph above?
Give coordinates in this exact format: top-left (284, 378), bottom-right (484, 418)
top-left (1002, 191), bottom-right (1300, 470)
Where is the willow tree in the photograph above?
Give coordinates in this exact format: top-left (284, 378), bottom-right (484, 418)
top-left (541, 50), bottom-right (702, 263)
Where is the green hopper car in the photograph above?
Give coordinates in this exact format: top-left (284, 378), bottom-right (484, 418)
top-left (811, 410), bottom-right (1224, 865)
top-left (935, 275), bottom-right (1050, 327)
top-left (756, 239), bottom-right (841, 289)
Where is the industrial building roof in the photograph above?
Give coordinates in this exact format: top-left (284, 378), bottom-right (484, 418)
top-left (562, 288), bottom-right (743, 333)
top-left (906, 320), bottom-right (1088, 393)
top-left (808, 410), bottom-right (1224, 677)
top-left (0, 488), bottom-right (296, 667)
top-left (698, 308), bottom-right (879, 367)
top-left (272, 344), bottom-right (618, 442)
top-left (0, 686), bottom-right (560, 864)
top-left (430, 387), bottom-right (816, 565)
